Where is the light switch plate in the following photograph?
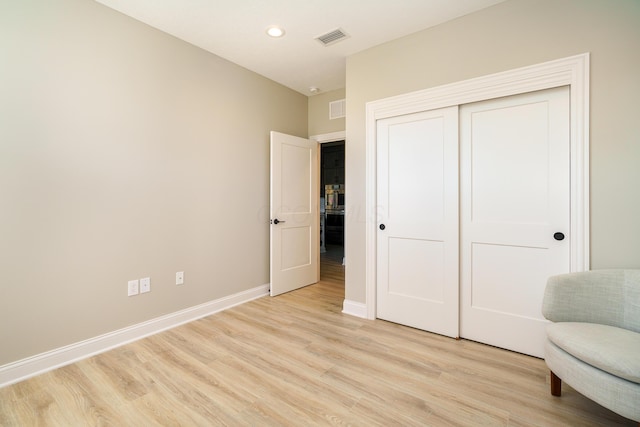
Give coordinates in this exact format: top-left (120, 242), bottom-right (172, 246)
top-left (128, 279), bottom-right (139, 296)
top-left (176, 271), bottom-right (184, 285)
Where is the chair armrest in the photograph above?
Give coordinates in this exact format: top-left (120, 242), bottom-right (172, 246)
top-left (542, 270), bottom-right (629, 327)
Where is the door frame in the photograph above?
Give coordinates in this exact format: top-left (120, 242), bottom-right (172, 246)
top-left (310, 131), bottom-right (346, 144)
top-left (364, 53), bottom-right (590, 320)
top-left (311, 131), bottom-right (347, 263)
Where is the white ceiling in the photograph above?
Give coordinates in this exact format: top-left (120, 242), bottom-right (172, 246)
top-left (95, 0), bottom-right (506, 96)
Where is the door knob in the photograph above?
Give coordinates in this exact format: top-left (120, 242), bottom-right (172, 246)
top-left (379, 224), bottom-right (386, 230)
top-left (553, 232), bottom-right (565, 241)
top-left (272, 219), bottom-right (286, 225)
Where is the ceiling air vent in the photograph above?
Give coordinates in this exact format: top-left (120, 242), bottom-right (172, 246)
top-left (315, 28), bottom-right (349, 47)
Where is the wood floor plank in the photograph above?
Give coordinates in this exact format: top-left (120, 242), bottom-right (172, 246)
top-left (50, 363), bottom-right (129, 425)
top-left (0, 249), bottom-right (636, 426)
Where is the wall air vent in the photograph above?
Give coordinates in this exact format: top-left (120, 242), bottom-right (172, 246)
top-left (329, 99), bottom-right (346, 120)
top-left (315, 28), bottom-right (349, 47)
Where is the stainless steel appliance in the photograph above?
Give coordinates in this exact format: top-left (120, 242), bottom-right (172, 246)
top-left (324, 184), bottom-right (344, 245)
top-left (325, 184), bottom-right (345, 210)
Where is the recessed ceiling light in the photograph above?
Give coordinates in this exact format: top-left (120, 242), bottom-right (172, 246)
top-left (266, 26), bottom-right (285, 38)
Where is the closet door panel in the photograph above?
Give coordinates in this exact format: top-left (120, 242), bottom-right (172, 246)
top-left (376, 106), bottom-right (459, 338)
top-left (460, 87), bottom-right (571, 358)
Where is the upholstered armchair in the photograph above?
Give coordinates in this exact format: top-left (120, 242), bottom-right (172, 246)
top-left (542, 270), bottom-right (640, 424)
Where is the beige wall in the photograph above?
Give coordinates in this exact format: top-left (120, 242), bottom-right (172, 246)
top-left (0, 0), bottom-right (307, 365)
top-left (308, 89), bottom-right (346, 137)
top-left (345, 0), bottom-right (640, 302)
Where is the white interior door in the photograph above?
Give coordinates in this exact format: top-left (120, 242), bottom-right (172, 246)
top-left (459, 87), bottom-right (570, 357)
top-left (270, 131), bottom-right (319, 296)
top-left (376, 107), bottom-right (459, 338)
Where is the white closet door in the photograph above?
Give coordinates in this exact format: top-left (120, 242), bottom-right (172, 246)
top-left (459, 87), bottom-right (570, 357)
top-left (376, 107), bottom-right (459, 338)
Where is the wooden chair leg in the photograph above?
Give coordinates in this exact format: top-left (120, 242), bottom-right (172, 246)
top-left (550, 370), bottom-right (562, 396)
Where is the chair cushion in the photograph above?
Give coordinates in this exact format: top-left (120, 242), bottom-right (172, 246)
top-left (546, 322), bottom-right (640, 384)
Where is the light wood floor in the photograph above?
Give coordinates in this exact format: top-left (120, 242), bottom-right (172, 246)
top-left (1, 248), bottom-right (635, 426)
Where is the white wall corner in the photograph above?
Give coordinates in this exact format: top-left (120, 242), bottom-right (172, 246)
top-left (342, 299), bottom-right (367, 318)
top-left (0, 284), bottom-right (270, 388)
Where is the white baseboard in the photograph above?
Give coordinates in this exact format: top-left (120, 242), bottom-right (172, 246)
top-left (342, 299), bottom-right (367, 318)
top-left (0, 284), bottom-right (269, 388)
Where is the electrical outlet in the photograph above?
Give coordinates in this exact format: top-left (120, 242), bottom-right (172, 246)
top-left (176, 271), bottom-right (184, 285)
top-left (140, 277), bottom-right (150, 294)
top-left (128, 279), bottom-right (139, 296)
